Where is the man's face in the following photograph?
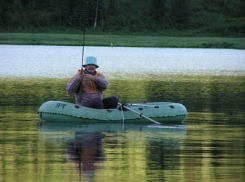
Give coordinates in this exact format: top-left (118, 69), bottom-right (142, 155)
top-left (85, 64), bottom-right (96, 73)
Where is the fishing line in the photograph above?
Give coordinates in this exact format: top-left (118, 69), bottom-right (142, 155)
top-left (100, 3), bottom-right (115, 54)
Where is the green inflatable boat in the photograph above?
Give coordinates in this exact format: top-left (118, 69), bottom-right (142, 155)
top-left (37, 101), bottom-right (188, 124)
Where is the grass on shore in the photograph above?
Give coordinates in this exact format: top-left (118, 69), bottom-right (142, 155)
top-left (0, 32), bottom-right (245, 49)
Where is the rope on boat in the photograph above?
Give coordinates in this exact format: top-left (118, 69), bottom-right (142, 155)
top-left (120, 104), bottom-right (125, 130)
top-left (38, 110), bottom-right (187, 119)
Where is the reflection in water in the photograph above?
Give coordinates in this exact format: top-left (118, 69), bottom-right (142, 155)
top-left (1, 107), bottom-right (244, 182)
top-left (66, 132), bottom-right (105, 180)
top-left (38, 121), bottom-right (108, 180)
top-left (38, 120), bottom-right (187, 181)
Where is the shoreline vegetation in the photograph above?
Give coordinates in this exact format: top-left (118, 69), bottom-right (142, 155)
top-left (1, 0), bottom-right (244, 49)
top-left (1, 32), bottom-right (244, 49)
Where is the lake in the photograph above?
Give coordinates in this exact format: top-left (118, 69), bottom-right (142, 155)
top-left (0, 45), bottom-right (245, 182)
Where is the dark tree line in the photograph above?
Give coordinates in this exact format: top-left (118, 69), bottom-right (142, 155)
top-left (1, 0), bottom-right (245, 36)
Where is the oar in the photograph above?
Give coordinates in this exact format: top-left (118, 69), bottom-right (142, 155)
top-left (118, 103), bottom-right (161, 125)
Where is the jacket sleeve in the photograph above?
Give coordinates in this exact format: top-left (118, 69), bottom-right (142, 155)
top-left (66, 78), bottom-right (81, 95)
top-left (95, 73), bottom-right (109, 91)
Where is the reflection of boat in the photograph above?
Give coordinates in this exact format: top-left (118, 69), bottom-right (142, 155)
top-left (37, 101), bottom-right (188, 124)
top-left (38, 120), bottom-right (187, 143)
top-left (38, 121), bottom-right (186, 179)
top-left (39, 120), bottom-right (186, 132)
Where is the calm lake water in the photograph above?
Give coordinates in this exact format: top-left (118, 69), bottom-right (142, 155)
top-left (0, 45), bottom-right (245, 182)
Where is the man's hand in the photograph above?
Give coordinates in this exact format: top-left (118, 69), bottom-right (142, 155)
top-left (75, 69), bottom-right (95, 82)
top-left (74, 69), bottom-right (84, 82)
top-left (83, 74), bottom-right (95, 81)
top-left (77, 69), bottom-right (83, 75)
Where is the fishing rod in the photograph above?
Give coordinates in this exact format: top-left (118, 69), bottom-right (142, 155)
top-left (81, 22), bottom-right (86, 72)
top-left (81, 1), bottom-right (88, 72)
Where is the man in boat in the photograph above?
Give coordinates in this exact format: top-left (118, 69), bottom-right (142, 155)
top-left (66, 56), bottom-right (118, 109)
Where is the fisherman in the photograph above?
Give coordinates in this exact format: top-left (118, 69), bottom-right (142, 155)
top-left (66, 56), bottom-right (118, 109)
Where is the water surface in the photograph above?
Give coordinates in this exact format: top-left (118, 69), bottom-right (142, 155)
top-left (1, 45), bottom-right (245, 78)
top-left (0, 45), bottom-right (245, 182)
